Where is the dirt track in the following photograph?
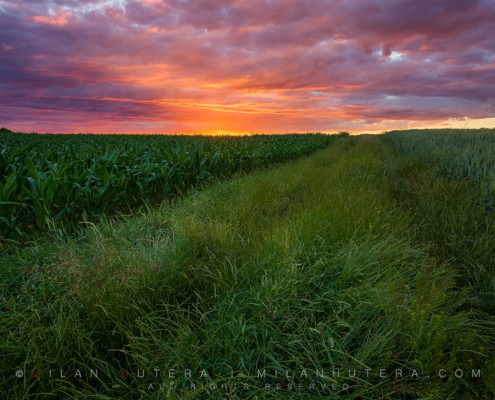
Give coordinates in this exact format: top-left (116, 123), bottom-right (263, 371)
top-left (356, 134), bottom-right (380, 144)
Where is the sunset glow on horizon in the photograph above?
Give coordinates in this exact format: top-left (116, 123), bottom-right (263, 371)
top-left (1, 0), bottom-right (495, 134)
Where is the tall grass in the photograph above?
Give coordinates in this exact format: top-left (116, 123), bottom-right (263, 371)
top-left (1, 136), bottom-right (493, 398)
top-left (386, 129), bottom-right (495, 315)
top-left (387, 128), bottom-right (495, 197)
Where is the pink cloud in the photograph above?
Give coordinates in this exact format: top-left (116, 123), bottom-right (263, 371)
top-left (0, 0), bottom-right (494, 133)
top-left (30, 10), bottom-right (73, 25)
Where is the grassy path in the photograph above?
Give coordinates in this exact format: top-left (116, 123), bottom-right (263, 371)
top-left (1, 136), bottom-right (494, 399)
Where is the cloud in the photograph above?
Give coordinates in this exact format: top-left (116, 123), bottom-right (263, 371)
top-left (0, 0), bottom-right (494, 133)
top-left (30, 9), bottom-right (73, 25)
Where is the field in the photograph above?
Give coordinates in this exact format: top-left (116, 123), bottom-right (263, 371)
top-left (0, 131), bottom-right (337, 241)
top-left (1, 129), bottom-right (495, 399)
top-left (386, 129), bottom-right (495, 315)
top-left (387, 128), bottom-right (495, 196)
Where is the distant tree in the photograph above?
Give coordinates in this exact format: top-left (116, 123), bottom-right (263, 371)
top-left (0, 127), bottom-right (13, 133)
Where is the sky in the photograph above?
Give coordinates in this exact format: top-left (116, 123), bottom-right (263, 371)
top-left (1, 0), bottom-right (495, 135)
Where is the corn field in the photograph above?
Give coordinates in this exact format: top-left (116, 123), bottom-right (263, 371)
top-left (387, 128), bottom-right (495, 197)
top-left (0, 132), bottom-right (342, 238)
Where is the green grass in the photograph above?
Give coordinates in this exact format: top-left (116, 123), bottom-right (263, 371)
top-left (1, 135), bottom-right (494, 399)
top-left (386, 128), bottom-right (495, 196)
top-left (387, 129), bottom-right (495, 315)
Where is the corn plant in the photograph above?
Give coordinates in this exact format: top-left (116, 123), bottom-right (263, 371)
top-left (0, 132), bottom-right (338, 238)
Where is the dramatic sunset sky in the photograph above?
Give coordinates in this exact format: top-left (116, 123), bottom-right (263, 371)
top-left (1, 0), bottom-right (495, 134)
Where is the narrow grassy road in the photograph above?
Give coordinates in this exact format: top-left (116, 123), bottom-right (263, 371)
top-left (1, 137), bottom-right (493, 399)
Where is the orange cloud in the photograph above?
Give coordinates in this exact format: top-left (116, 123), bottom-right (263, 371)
top-left (0, 0), bottom-right (494, 134)
top-left (31, 10), bottom-right (72, 26)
